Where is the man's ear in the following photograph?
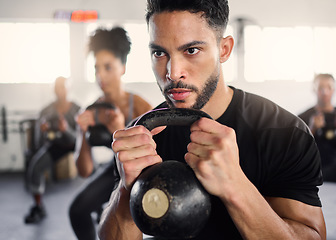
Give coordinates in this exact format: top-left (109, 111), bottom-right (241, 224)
top-left (219, 36), bottom-right (234, 63)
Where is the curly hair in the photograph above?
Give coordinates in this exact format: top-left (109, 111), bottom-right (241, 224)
top-left (88, 26), bottom-right (131, 64)
top-left (145, 0), bottom-right (229, 39)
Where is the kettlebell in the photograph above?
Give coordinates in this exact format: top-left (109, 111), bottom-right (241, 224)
top-left (85, 102), bottom-right (115, 148)
top-left (130, 108), bottom-right (212, 239)
top-left (45, 113), bottom-right (61, 141)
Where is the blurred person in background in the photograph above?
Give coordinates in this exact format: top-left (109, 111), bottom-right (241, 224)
top-left (68, 26), bottom-right (152, 240)
top-left (24, 76), bottom-right (80, 224)
top-left (299, 73), bottom-right (336, 182)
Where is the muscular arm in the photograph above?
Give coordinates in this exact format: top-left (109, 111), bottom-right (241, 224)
top-left (186, 118), bottom-right (326, 240)
top-left (220, 174), bottom-right (326, 240)
top-left (266, 197), bottom-right (326, 239)
top-left (99, 182), bottom-right (143, 240)
top-left (99, 124), bottom-right (163, 240)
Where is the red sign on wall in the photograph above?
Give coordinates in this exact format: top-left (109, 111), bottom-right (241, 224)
top-left (54, 10), bottom-right (99, 22)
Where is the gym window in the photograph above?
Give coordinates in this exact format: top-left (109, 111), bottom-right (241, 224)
top-left (0, 22), bottom-right (70, 83)
top-left (244, 26), bottom-right (336, 82)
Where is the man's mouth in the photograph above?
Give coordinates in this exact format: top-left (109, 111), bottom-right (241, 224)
top-left (167, 89), bottom-right (192, 101)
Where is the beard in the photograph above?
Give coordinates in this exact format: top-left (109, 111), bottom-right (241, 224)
top-left (159, 71), bottom-right (219, 110)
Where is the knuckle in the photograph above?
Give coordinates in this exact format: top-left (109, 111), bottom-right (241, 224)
top-left (207, 149), bottom-right (217, 159)
top-left (226, 126), bottom-right (236, 137)
top-left (135, 125), bottom-right (148, 133)
top-left (112, 129), bottom-right (120, 139)
top-left (122, 161), bottom-right (132, 173)
top-left (143, 156), bottom-right (154, 165)
top-left (117, 150), bottom-right (127, 161)
top-left (187, 142), bottom-right (196, 152)
top-left (151, 155), bottom-right (162, 165)
top-left (189, 131), bottom-right (198, 141)
top-left (194, 118), bottom-right (205, 128)
top-left (111, 139), bottom-right (122, 152)
top-left (144, 144), bottom-right (154, 153)
top-left (139, 133), bottom-right (151, 143)
top-left (199, 117), bottom-right (208, 126)
top-left (213, 136), bottom-right (225, 147)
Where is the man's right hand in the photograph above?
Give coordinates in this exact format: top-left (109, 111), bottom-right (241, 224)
top-left (112, 125), bottom-right (165, 190)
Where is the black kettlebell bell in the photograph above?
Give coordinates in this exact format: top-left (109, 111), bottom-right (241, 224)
top-left (85, 102), bottom-right (115, 148)
top-left (130, 108), bottom-right (212, 239)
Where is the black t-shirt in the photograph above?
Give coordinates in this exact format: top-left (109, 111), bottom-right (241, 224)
top-left (299, 107), bottom-right (336, 167)
top-left (151, 87), bottom-right (323, 239)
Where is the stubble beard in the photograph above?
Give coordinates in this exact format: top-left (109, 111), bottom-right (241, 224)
top-left (157, 71), bottom-right (219, 110)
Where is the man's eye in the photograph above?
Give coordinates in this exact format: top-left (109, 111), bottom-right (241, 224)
top-left (153, 51), bottom-right (166, 58)
top-left (185, 48), bottom-right (200, 55)
top-left (105, 65), bottom-right (112, 71)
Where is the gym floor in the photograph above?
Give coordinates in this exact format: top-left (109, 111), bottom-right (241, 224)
top-left (0, 172), bottom-right (335, 240)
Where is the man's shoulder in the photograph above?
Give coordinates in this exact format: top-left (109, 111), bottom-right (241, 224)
top-left (229, 87), bottom-right (305, 131)
top-left (298, 107), bottom-right (316, 125)
top-left (40, 102), bottom-right (56, 116)
top-left (298, 107), bottom-right (315, 117)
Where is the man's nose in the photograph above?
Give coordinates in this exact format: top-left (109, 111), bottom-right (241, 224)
top-left (96, 69), bottom-right (106, 82)
top-left (166, 57), bottom-right (186, 82)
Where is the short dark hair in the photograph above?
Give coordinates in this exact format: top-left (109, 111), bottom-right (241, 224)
top-left (88, 26), bottom-right (131, 64)
top-left (145, 0), bottom-right (230, 39)
top-left (314, 73), bottom-right (335, 83)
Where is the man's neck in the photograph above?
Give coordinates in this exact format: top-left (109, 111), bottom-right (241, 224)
top-left (202, 82), bottom-right (233, 120)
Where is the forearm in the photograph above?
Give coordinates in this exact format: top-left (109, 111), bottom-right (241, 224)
top-left (223, 177), bottom-right (323, 240)
top-left (99, 183), bottom-right (143, 240)
top-left (75, 132), bottom-right (95, 177)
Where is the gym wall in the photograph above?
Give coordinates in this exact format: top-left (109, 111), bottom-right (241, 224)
top-left (0, 0), bottom-right (335, 171)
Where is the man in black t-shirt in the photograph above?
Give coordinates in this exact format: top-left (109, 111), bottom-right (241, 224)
top-left (152, 89), bottom-right (323, 239)
top-left (99, 1), bottom-right (326, 239)
top-left (299, 73), bottom-right (336, 182)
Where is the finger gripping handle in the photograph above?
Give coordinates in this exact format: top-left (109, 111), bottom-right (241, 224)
top-left (130, 107), bottom-right (213, 239)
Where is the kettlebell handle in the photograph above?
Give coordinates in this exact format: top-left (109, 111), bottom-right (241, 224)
top-left (134, 108), bottom-right (212, 130)
top-left (85, 102), bottom-right (115, 147)
top-left (86, 102), bottom-right (115, 111)
top-left (130, 107), bottom-right (213, 239)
